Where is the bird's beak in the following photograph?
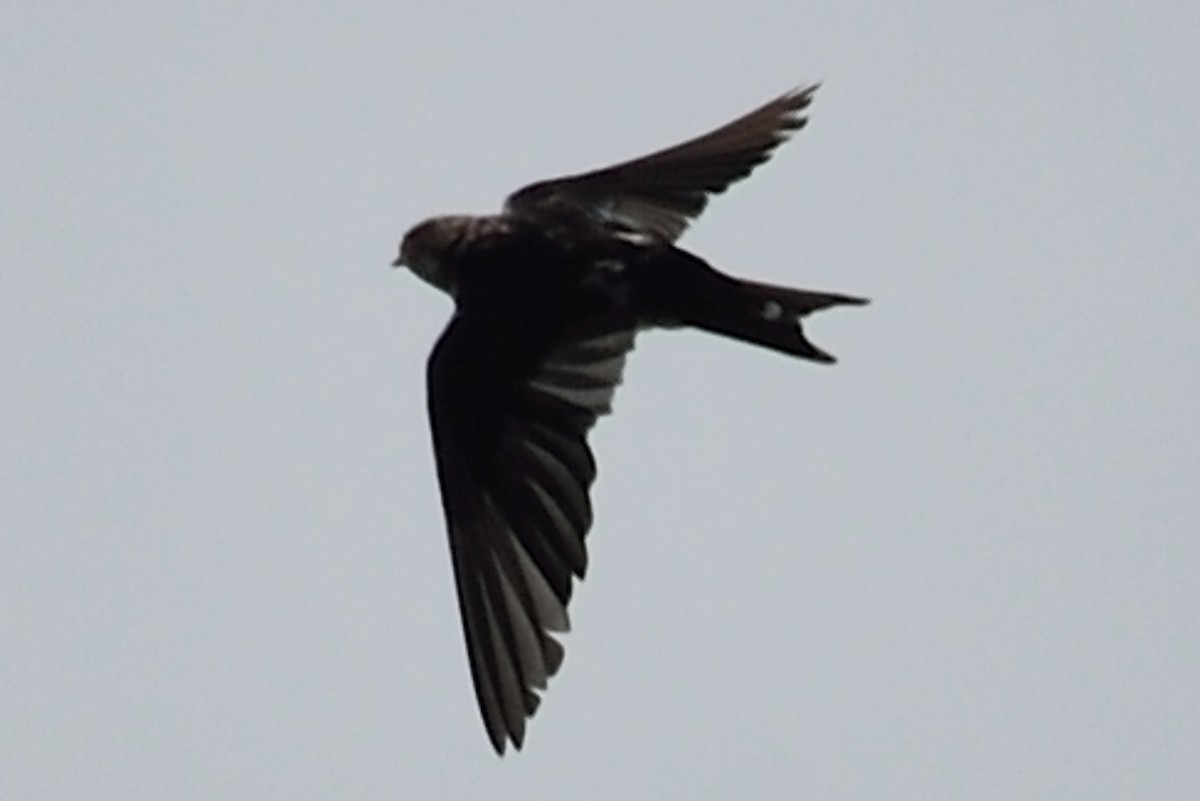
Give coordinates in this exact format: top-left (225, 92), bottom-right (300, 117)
top-left (391, 256), bottom-right (404, 268)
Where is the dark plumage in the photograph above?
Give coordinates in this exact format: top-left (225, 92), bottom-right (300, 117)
top-left (393, 84), bottom-right (866, 753)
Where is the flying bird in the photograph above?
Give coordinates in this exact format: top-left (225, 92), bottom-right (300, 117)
top-left (394, 84), bottom-right (866, 754)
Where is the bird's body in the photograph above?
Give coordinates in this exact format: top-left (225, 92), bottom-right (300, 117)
top-left (394, 84), bottom-right (866, 753)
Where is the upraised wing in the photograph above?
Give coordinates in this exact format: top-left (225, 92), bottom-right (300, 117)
top-left (505, 85), bottom-right (819, 242)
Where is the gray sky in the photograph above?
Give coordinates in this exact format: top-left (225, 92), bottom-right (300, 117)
top-left (4, 2), bottom-right (1198, 799)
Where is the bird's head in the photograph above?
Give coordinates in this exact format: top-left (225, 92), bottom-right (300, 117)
top-left (393, 216), bottom-right (473, 295)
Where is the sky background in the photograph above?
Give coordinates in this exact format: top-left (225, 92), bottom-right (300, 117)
top-left (3, 2), bottom-right (1198, 799)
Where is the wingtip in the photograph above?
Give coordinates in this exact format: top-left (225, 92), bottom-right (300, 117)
top-left (781, 82), bottom-right (821, 107)
top-left (789, 81), bottom-right (822, 96)
top-left (487, 722), bottom-right (524, 756)
top-left (769, 83), bottom-right (822, 135)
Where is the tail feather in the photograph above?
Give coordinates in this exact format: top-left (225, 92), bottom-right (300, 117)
top-left (687, 278), bottom-right (868, 363)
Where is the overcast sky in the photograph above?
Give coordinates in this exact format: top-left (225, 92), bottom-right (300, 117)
top-left (3, 2), bottom-right (1198, 799)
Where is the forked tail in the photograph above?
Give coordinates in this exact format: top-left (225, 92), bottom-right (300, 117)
top-left (686, 277), bottom-right (868, 363)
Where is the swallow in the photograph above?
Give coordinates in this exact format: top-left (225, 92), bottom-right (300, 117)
top-left (393, 84), bottom-right (866, 753)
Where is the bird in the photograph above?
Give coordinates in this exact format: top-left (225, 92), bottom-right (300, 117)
top-left (393, 83), bottom-right (866, 754)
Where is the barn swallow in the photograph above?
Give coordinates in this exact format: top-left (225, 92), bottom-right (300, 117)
top-left (394, 84), bottom-right (866, 753)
